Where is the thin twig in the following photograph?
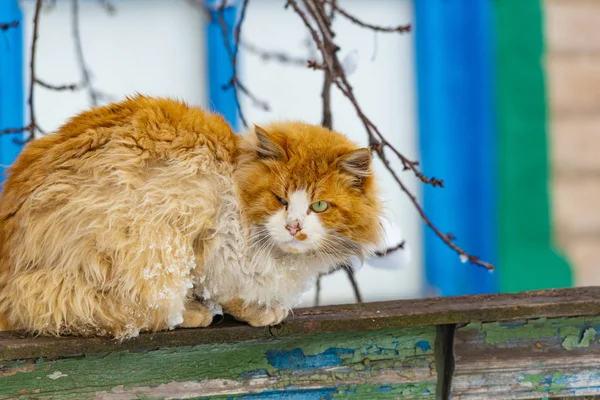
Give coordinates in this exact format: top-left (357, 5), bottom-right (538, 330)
top-left (233, 0), bottom-right (248, 45)
top-left (0, 21), bottom-right (20, 31)
top-left (71, 0), bottom-right (110, 106)
top-left (314, 262), bottom-right (363, 306)
top-left (374, 241), bottom-right (406, 258)
top-left (241, 41), bottom-right (307, 67)
top-left (314, 275), bottom-right (321, 306)
top-left (35, 79), bottom-right (79, 91)
top-left (342, 263), bottom-right (363, 303)
top-left (0, 127), bottom-right (30, 135)
top-left (324, 0), bottom-right (411, 33)
top-left (96, 0), bottom-right (116, 15)
top-left (231, 78), bottom-right (270, 111)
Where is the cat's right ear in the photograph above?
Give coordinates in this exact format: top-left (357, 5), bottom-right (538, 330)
top-left (254, 125), bottom-right (287, 160)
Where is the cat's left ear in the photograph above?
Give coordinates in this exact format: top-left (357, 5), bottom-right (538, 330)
top-left (254, 124), bottom-right (287, 160)
top-left (336, 148), bottom-right (372, 180)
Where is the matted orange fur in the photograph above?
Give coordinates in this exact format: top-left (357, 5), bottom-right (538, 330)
top-left (0, 95), bottom-right (382, 339)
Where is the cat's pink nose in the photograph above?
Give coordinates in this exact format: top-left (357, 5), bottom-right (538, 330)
top-left (286, 223), bottom-right (301, 236)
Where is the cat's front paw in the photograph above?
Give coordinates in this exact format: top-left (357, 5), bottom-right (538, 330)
top-left (223, 298), bottom-right (289, 327)
top-left (179, 302), bottom-right (214, 328)
top-left (245, 307), bottom-right (289, 327)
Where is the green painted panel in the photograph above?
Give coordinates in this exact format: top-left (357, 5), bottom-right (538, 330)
top-left (460, 316), bottom-right (600, 348)
top-left (453, 316), bottom-right (600, 398)
top-left (494, 0), bottom-right (572, 291)
top-left (0, 326), bottom-right (436, 399)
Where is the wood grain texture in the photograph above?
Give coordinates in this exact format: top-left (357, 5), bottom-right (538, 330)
top-left (452, 316), bottom-right (600, 399)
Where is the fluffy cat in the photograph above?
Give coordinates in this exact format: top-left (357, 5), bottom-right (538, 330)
top-left (0, 95), bottom-right (383, 339)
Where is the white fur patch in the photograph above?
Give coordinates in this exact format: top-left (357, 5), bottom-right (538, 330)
top-left (265, 189), bottom-right (326, 253)
top-left (287, 190), bottom-right (310, 223)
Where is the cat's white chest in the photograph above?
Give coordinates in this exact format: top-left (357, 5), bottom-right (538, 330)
top-left (241, 254), bottom-right (318, 308)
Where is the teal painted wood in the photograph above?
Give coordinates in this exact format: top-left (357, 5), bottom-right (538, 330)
top-left (453, 316), bottom-right (600, 399)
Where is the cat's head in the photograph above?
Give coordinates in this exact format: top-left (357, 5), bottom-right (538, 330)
top-left (236, 122), bottom-right (383, 261)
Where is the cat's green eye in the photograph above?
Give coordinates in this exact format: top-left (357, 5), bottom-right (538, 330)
top-left (310, 200), bottom-right (329, 213)
top-left (275, 194), bottom-right (288, 206)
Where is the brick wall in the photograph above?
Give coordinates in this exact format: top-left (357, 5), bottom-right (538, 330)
top-left (545, 0), bottom-right (600, 285)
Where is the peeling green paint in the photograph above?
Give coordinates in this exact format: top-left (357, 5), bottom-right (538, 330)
top-left (549, 372), bottom-right (567, 395)
top-left (0, 327), bottom-right (436, 399)
top-left (521, 371), bottom-right (570, 395)
top-left (523, 373), bottom-right (544, 386)
top-left (562, 327), bottom-right (597, 350)
top-left (460, 317), bottom-right (600, 346)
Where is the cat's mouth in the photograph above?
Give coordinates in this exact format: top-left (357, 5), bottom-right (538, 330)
top-left (279, 237), bottom-right (313, 254)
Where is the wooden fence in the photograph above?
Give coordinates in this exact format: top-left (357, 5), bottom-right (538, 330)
top-left (1, 287), bottom-right (600, 399)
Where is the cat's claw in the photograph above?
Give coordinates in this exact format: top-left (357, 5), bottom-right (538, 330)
top-left (179, 302), bottom-right (214, 328)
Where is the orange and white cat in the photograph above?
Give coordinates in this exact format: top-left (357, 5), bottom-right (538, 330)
top-left (0, 95), bottom-right (382, 339)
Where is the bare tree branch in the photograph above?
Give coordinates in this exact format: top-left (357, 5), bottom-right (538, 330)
top-left (324, 0), bottom-right (411, 34)
top-left (320, 0), bottom-right (334, 129)
top-left (3, 0), bottom-right (48, 142)
top-left (314, 0), bottom-right (362, 304)
top-left (1, 0), bottom-right (115, 139)
top-left (286, 0), bottom-right (494, 271)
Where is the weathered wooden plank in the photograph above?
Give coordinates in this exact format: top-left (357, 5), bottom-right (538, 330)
top-left (0, 326), bottom-right (437, 399)
top-left (452, 316), bottom-right (600, 399)
top-left (1, 287), bottom-right (599, 399)
top-left (2, 287), bottom-right (599, 362)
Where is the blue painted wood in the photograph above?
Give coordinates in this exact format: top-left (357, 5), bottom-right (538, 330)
top-left (206, 0), bottom-right (239, 131)
top-left (0, 0), bottom-right (24, 184)
top-left (414, 0), bottom-right (497, 296)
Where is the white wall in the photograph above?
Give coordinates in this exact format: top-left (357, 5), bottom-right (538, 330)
top-left (239, 0), bottom-right (422, 306)
top-left (20, 0), bottom-right (423, 306)
top-left (21, 0), bottom-right (207, 132)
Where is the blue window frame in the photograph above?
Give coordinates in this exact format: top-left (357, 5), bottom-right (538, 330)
top-left (414, 0), bottom-right (497, 296)
top-left (0, 1), bottom-right (24, 183)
